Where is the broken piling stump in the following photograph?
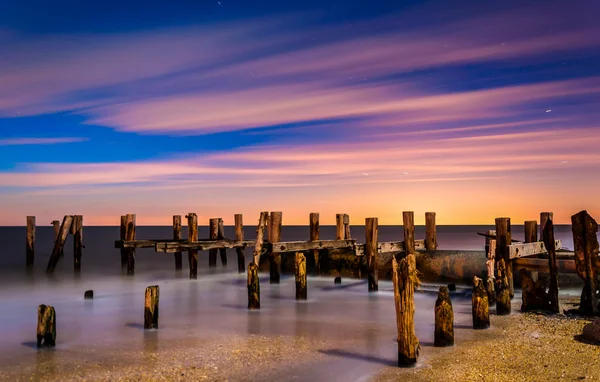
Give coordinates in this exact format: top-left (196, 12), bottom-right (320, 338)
top-left (486, 238), bottom-right (496, 305)
top-left (295, 252), bottom-right (307, 300)
top-left (26, 216), bottom-right (35, 268)
top-left (392, 254), bottom-right (420, 367)
top-left (84, 290), bottom-right (94, 299)
top-left (310, 212), bottom-right (320, 275)
top-left (425, 212), bottom-right (437, 250)
top-left (366, 217), bottom-right (379, 292)
top-left (144, 285), bottom-right (159, 329)
top-left (269, 211), bottom-right (282, 284)
top-left (334, 276), bottom-right (342, 284)
top-left (495, 259), bottom-right (511, 315)
top-left (187, 213), bottom-right (198, 279)
top-left (542, 219), bottom-right (560, 313)
top-left (235, 214), bottom-right (245, 273)
top-left (472, 276), bottom-right (490, 329)
top-left (37, 305), bottom-right (56, 348)
top-left (434, 286), bottom-right (454, 347)
top-left (247, 262), bottom-right (260, 309)
top-left (209, 218), bottom-right (218, 268)
top-left (217, 218), bottom-right (227, 267)
top-left (173, 215), bottom-right (182, 270)
top-left (571, 210), bottom-right (599, 316)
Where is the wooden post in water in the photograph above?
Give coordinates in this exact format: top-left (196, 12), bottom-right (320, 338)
top-left (540, 212), bottom-right (553, 242)
top-left (295, 252), bottom-right (307, 300)
top-left (571, 210), bottom-right (599, 315)
top-left (366, 217), bottom-right (379, 292)
top-left (542, 219), bottom-right (559, 313)
top-left (37, 305), bottom-right (56, 348)
top-left (120, 215), bottom-right (127, 268)
top-left (495, 218), bottom-right (513, 298)
top-left (392, 254), bottom-right (420, 367)
top-left (217, 218), bottom-right (227, 266)
top-left (173, 215), bottom-right (182, 270)
top-left (247, 262), bottom-right (260, 309)
top-left (434, 286), bottom-right (453, 347)
top-left (73, 215), bottom-right (83, 272)
top-left (425, 212), bottom-right (437, 250)
top-left (269, 212), bottom-right (283, 284)
top-left (253, 212), bottom-right (269, 266)
top-left (486, 239), bottom-right (496, 305)
top-left (187, 213), bottom-right (198, 279)
top-left (125, 214), bottom-right (136, 275)
top-left (209, 218), bottom-right (218, 268)
top-left (495, 258), bottom-right (511, 315)
top-left (472, 276), bottom-right (490, 329)
top-left (46, 215), bottom-right (74, 273)
top-left (235, 214), bottom-right (245, 273)
top-left (309, 212), bottom-right (320, 274)
top-left (336, 214), bottom-right (344, 240)
top-left (26, 216), bottom-right (35, 268)
top-left (403, 211), bottom-right (415, 254)
top-left (144, 285), bottom-right (159, 329)
top-left (343, 214), bottom-right (351, 239)
top-left (524, 220), bottom-right (539, 282)
top-left (51, 220), bottom-right (62, 258)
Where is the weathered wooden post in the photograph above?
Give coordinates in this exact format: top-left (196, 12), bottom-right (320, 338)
top-left (495, 258), bottom-right (511, 315)
top-left (235, 214), bottom-right (245, 273)
top-left (187, 213), bottom-right (198, 279)
top-left (120, 215), bottom-right (127, 268)
top-left (403, 211), bottom-right (415, 254)
top-left (520, 268), bottom-right (549, 312)
top-left (51, 220), bottom-right (61, 258)
top-left (366, 217), bottom-right (379, 292)
top-left (295, 252), bottom-right (307, 300)
top-left (37, 305), bottom-right (56, 348)
top-left (309, 212), bottom-right (320, 274)
top-left (343, 214), bottom-right (351, 239)
top-left (486, 238), bottom-right (496, 305)
top-left (209, 218), bottom-right (218, 268)
top-left (144, 285), bottom-right (159, 329)
top-left (269, 211), bottom-right (282, 284)
top-left (247, 262), bottom-right (260, 309)
top-left (173, 215), bottom-right (182, 270)
top-left (472, 276), bottom-right (490, 329)
top-left (542, 219), bottom-right (559, 313)
top-left (46, 215), bottom-right (74, 273)
top-left (336, 214), bottom-right (345, 240)
top-left (392, 254), bottom-right (420, 367)
top-left (253, 212), bottom-right (269, 266)
top-left (540, 212), bottom-right (553, 242)
top-left (571, 210), bottom-right (599, 315)
top-left (524, 220), bottom-right (539, 281)
top-left (425, 212), bottom-right (437, 250)
top-left (434, 286), bottom-right (453, 347)
top-left (217, 218), bottom-right (227, 266)
top-left (73, 215), bottom-right (83, 272)
top-left (26, 216), bottom-right (35, 268)
top-left (495, 218), bottom-right (513, 298)
top-left (125, 214), bottom-right (136, 275)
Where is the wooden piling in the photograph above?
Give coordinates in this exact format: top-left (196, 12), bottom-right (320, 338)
top-left (336, 214), bottom-right (344, 240)
top-left (125, 214), bottom-right (136, 275)
top-left (343, 214), bottom-right (351, 239)
top-left (187, 213), bottom-right (198, 279)
top-left (37, 305), bottom-right (56, 348)
top-left (540, 212), bottom-right (553, 242)
top-left (403, 211), bottom-right (415, 255)
top-left (247, 262), bottom-right (260, 309)
top-left (542, 219), bottom-right (559, 313)
top-left (120, 215), bottom-right (127, 268)
top-left (425, 212), bottom-right (437, 250)
top-left (26, 216), bottom-right (35, 268)
top-left (524, 220), bottom-right (539, 282)
top-left (173, 215), bottom-right (182, 270)
top-left (309, 212), bottom-right (320, 274)
top-left (392, 254), bottom-right (420, 367)
top-left (366, 217), bottom-right (379, 292)
top-left (486, 239), bottom-right (496, 305)
top-left (235, 214), bottom-right (245, 273)
top-left (52, 220), bottom-right (60, 239)
top-left (495, 258), bottom-right (511, 315)
top-left (73, 215), bottom-right (83, 272)
top-left (495, 218), bottom-right (513, 298)
top-left (571, 210), bottom-right (599, 316)
top-left (217, 218), bottom-right (227, 266)
top-left (434, 286), bottom-right (454, 347)
top-left (209, 218), bottom-right (218, 268)
top-left (46, 215), bottom-right (74, 273)
top-left (269, 212), bottom-right (283, 284)
top-left (144, 285), bottom-right (159, 329)
top-left (295, 252), bottom-right (307, 300)
top-left (520, 268), bottom-right (549, 312)
top-left (472, 276), bottom-right (490, 329)
top-left (253, 212), bottom-right (269, 266)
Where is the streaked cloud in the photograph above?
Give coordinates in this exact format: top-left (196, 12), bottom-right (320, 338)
top-left (0, 137), bottom-right (87, 146)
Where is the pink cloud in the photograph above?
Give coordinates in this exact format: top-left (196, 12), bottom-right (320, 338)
top-left (0, 137), bottom-right (87, 146)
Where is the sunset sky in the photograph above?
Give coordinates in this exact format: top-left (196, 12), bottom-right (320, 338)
top-left (1, 0), bottom-right (599, 226)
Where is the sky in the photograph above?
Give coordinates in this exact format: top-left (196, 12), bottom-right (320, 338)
top-left (0, 0), bottom-right (599, 226)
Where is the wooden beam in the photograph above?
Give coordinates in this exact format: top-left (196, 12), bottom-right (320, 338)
top-left (508, 240), bottom-right (562, 259)
top-left (271, 239), bottom-right (355, 253)
top-left (354, 240), bottom-right (425, 256)
top-left (156, 239), bottom-right (254, 253)
top-left (513, 258), bottom-right (576, 273)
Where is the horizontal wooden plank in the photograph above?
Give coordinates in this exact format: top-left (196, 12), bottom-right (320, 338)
top-left (114, 238), bottom-right (231, 249)
top-left (508, 240), bottom-right (562, 259)
top-left (355, 240), bottom-right (425, 256)
top-left (513, 258), bottom-right (575, 273)
top-left (476, 232), bottom-right (520, 243)
top-left (156, 240), bottom-right (256, 253)
top-left (271, 239), bottom-right (356, 253)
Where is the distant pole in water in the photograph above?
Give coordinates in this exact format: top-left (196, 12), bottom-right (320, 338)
top-left (366, 217), bottom-right (379, 292)
top-left (425, 212), bottom-right (437, 250)
top-left (209, 218), bottom-right (218, 268)
top-left (495, 259), bottom-right (511, 315)
top-left (217, 218), bottom-right (228, 267)
top-left (234, 214), bottom-right (245, 273)
top-left (51, 220), bottom-right (61, 258)
top-left (539, 212), bottom-right (553, 243)
top-left (26, 216), bottom-right (35, 269)
top-left (495, 218), bottom-right (513, 298)
top-left (309, 212), bottom-right (320, 275)
top-left (542, 219), bottom-right (560, 313)
top-left (125, 214), bottom-right (136, 276)
top-left (120, 215), bottom-right (127, 268)
top-left (434, 286), bottom-right (454, 347)
top-left (295, 252), bottom-right (307, 300)
top-left (144, 285), bottom-right (159, 329)
top-left (173, 215), bottom-right (182, 271)
top-left (73, 215), bottom-right (83, 272)
top-left (269, 212), bottom-right (283, 284)
top-left (247, 262), bottom-right (260, 309)
top-left (252, 212), bottom-right (268, 266)
top-left (392, 254), bottom-right (420, 367)
top-left (403, 211), bottom-right (415, 255)
top-left (37, 304), bottom-right (56, 348)
top-left (186, 213), bottom-right (198, 279)
top-left (472, 276), bottom-right (490, 329)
